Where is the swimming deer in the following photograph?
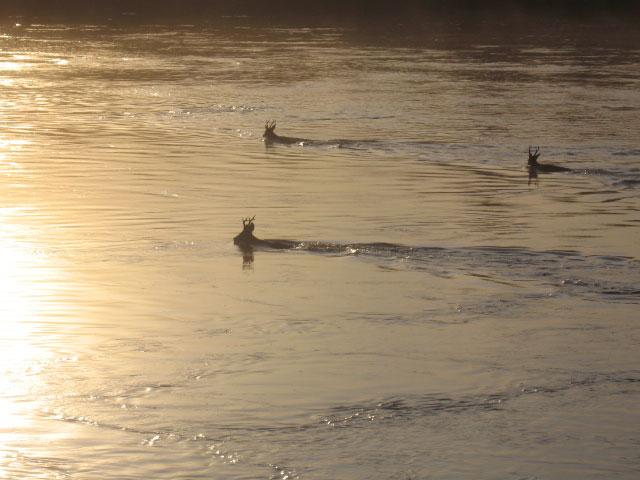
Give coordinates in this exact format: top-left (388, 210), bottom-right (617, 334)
top-left (527, 146), bottom-right (571, 185)
top-left (527, 146), bottom-right (541, 167)
top-left (233, 216), bottom-right (257, 248)
top-left (527, 146), bottom-right (571, 173)
top-left (262, 120), bottom-right (311, 145)
top-left (233, 216), bottom-right (297, 251)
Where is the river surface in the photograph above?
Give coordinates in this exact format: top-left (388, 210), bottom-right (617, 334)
top-left (0, 18), bottom-right (639, 480)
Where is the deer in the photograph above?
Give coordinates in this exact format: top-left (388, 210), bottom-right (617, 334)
top-left (233, 216), bottom-right (257, 248)
top-left (527, 146), bottom-right (571, 185)
top-left (233, 216), bottom-right (297, 251)
top-left (262, 120), bottom-right (312, 145)
top-left (527, 146), bottom-right (571, 173)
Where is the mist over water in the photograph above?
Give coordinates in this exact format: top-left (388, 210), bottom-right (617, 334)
top-left (0, 15), bottom-right (639, 480)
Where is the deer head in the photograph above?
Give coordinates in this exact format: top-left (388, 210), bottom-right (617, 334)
top-left (528, 146), bottom-right (541, 164)
top-left (528, 146), bottom-right (541, 166)
top-left (263, 120), bottom-right (277, 139)
top-left (234, 215), bottom-right (256, 247)
top-left (241, 215), bottom-right (256, 233)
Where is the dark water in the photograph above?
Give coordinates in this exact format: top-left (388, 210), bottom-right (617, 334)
top-left (0, 19), bottom-right (639, 479)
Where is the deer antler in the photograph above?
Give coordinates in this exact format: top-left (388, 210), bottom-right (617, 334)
top-left (242, 215), bottom-right (256, 227)
top-left (528, 146), bottom-right (541, 159)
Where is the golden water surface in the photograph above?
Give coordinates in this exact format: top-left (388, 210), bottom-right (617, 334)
top-left (1, 19), bottom-right (639, 479)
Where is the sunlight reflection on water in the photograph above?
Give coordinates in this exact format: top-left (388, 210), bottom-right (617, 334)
top-left (0, 218), bottom-right (53, 473)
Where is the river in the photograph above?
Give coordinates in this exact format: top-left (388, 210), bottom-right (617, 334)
top-left (0, 17), bottom-right (639, 479)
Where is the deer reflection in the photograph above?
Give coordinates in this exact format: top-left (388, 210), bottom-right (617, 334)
top-left (241, 249), bottom-right (254, 268)
top-left (527, 146), bottom-right (571, 185)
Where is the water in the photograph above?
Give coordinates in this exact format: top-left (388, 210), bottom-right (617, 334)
top-left (1, 18), bottom-right (639, 479)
